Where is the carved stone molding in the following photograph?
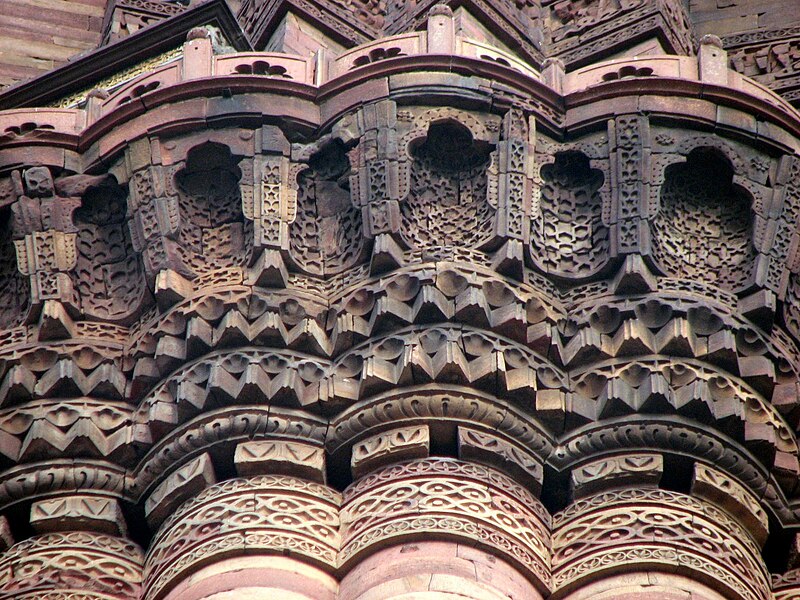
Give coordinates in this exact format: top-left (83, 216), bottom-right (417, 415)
top-left (143, 475), bottom-right (341, 600)
top-left (339, 458), bottom-right (551, 588)
top-left (0, 532), bottom-right (143, 600)
top-left (552, 488), bottom-right (771, 600)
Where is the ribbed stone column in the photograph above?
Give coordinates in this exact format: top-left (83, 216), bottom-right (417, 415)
top-left (142, 475), bottom-right (341, 600)
top-left (161, 556), bottom-right (338, 600)
top-left (338, 541), bottom-right (543, 600)
top-left (338, 458), bottom-right (550, 598)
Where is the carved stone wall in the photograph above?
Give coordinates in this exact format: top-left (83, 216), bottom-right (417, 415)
top-left (1, 5), bottom-right (800, 600)
top-left (651, 148), bottom-right (756, 290)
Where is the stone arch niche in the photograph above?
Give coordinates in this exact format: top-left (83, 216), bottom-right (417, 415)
top-left (0, 206), bottom-right (29, 328)
top-left (290, 140), bottom-right (364, 276)
top-left (530, 150), bottom-right (609, 278)
top-left (72, 179), bottom-right (149, 322)
top-left (651, 147), bottom-right (755, 290)
top-left (173, 142), bottom-right (251, 276)
top-left (400, 119), bottom-right (496, 252)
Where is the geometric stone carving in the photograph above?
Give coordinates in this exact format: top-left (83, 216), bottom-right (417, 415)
top-left (30, 495), bottom-right (127, 536)
top-left (552, 489), bottom-right (771, 600)
top-left (1, 7), bottom-right (800, 599)
top-left (457, 426), bottom-right (543, 493)
top-left (340, 458), bottom-right (551, 588)
top-left (651, 148), bottom-right (756, 290)
top-left (173, 142), bottom-right (252, 276)
top-left (351, 424), bottom-right (429, 478)
top-left (691, 462), bottom-right (769, 547)
top-left (290, 141), bottom-right (364, 276)
top-left (570, 453), bottom-right (663, 500)
top-left (234, 439), bottom-right (325, 483)
top-left (72, 181), bottom-right (148, 321)
top-left (0, 532), bottom-right (143, 599)
top-left (144, 452), bottom-right (217, 528)
top-left (400, 120), bottom-right (495, 253)
top-left (530, 151), bottom-right (609, 278)
top-left (0, 205), bottom-right (29, 329)
top-left (144, 475), bottom-right (341, 600)
top-left (11, 166), bottom-right (82, 312)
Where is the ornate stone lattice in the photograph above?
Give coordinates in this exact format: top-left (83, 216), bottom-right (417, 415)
top-left (174, 143), bottom-right (252, 276)
top-left (73, 184), bottom-right (147, 321)
top-left (401, 121), bottom-right (495, 252)
top-left (0, 208), bottom-right (29, 328)
top-left (530, 151), bottom-right (608, 278)
top-left (290, 142), bottom-right (364, 276)
top-left (651, 148), bottom-right (755, 290)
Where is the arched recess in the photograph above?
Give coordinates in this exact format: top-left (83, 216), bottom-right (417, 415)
top-left (530, 151), bottom-right (609, 278)
top-left (0, 207), bottom-right (29, 328)
top-left (173, 142), bottom-right (252, 276)
top-left (651, 147), bottom-right (756, 290)
top-left (290, 140), bottom-right (364, 276)
top-left (400, 119), bottom-right (496, 252)
top-left (72, 179), bottom-right (149, 322)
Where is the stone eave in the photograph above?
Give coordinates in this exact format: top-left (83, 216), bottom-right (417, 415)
top-left (0, 0), bottom-right (250, 111)
top-left (3, 49), bottom-right (800, 176)
top-left (564, 79), bottom-right (800, 152)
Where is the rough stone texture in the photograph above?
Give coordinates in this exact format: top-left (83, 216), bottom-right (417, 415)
top-left (0, 0), bottom-right (105, 87)
top-left (1, 3), bottom-right (800, 600)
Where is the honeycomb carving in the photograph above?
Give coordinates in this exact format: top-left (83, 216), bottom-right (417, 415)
top-left (73, 183), bottom-right (148, 321)
top-left (651, 148), bottom-right (755, 290)
top-left (0, 208), bottom-right (28, 328)
top-left (530, 151), bottom-right (608, 278)
top-left (290, 142), bottom-right (364, 276)
top-left (401, 121), bottom-right (495, 251)
top-left (174, 143), bottom-right (252, 276)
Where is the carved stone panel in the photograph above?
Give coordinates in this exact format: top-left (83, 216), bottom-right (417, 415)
top-left (400, 120), bottom-right (496, 253)
top-left (290, 141), bottom-right (364, 275)
top-left (172, 142), bottom-right (252, 276)
top-left (0, 207), bottom-right (29, 328)
top-left (72, 182), bottom-right (148, 321)
top-left (651, 148), bottom-right (756, 290)
top-left (530, 151), bottom-right (609, 278)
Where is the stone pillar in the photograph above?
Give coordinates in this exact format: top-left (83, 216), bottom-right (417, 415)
top-left (339, 541), bottom-right (544, 600)
top-left (339, 458), bottom-right (550, 597)
top-left (143, 475), bottom-right (341, 600)
top-left (161, 556), bottom-right (338, 600)
top-left (559, 572), bottom-right (728, 600)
